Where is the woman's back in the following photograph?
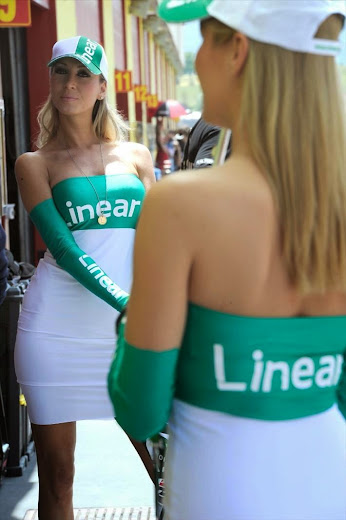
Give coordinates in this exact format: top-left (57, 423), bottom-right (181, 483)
top-left (178, 157), bottom-right (346, 318)
top-left (160, 160), bottom-right (346, 520)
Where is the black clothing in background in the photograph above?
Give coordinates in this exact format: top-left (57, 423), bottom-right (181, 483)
top-left (0, 225), bottom-right (8, 305)
top-left (181, 118), bottom-right (231, 170)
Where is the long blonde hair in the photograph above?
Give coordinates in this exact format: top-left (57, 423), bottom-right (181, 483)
top-left (205, 15), bottom-right (346, 293)
top-left (36, 77), bottom-right (129, 148)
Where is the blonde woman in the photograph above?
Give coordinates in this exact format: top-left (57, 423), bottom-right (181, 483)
top-left (14, 36), bottom-right (155, 519)
top-left (108, 2), bottom-right (346, 519)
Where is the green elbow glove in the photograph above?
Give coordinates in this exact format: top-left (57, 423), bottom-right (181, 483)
top-left (30, 198), bottom-right (129, 312)
top-left (108, 317), bottom-right (179, 441)
top-left (336, 350), bottom-right (346, 420)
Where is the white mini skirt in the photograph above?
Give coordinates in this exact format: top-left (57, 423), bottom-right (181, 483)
top-left (15, 228), bottom-right (134, 425)
top-left (164, 399), bottom-right (346, 520)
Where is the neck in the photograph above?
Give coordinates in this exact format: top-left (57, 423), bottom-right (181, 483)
top-left (228, 121), bottom-right (251, 160)
top-left (58, 114), bottom-right (99, 149)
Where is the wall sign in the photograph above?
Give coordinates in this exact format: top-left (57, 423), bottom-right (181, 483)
top-left (134, 85), bottom-right (148, 103)
top-left (147, 94), bottom-right (159, 109)
top-left (115, 70), bottom-right (133, 93)
top-left (0, 0), bottom-right (31, 27)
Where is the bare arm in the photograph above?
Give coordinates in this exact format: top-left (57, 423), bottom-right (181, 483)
top-left (15, 152), bottom-right (130, 311)
top-left (128, 142), bottom-right (156, 192)
top-left (108, 178), bottom-right (193, 438)
top-left (155, 119), bottom-right (169, 155)
top-left (126, 178), bottom-right (192, 349)
top-left (15, 152), bottom-right (52, 212)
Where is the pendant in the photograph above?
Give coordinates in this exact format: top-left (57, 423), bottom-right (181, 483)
top-left (98, 214), bottom-right (107, 225)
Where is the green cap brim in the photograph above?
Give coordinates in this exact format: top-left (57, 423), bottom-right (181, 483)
top-left (47, 55), bottom-right (102, 76)
top-left (158, 0), bottom-right (213, 23)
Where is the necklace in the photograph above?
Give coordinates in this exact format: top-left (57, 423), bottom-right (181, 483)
top-left (65, 141), bottom-right (108, 225)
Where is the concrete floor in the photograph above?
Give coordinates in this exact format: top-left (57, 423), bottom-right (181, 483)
top-left (0, 420), bottom-right (155, 520)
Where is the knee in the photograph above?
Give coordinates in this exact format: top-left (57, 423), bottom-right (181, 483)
top-left (39, 454), bottom-right (75, 501)
top-left (48, 462), bottom-right (75, 501)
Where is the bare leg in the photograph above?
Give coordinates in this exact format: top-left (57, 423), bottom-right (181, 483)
top-left (127, 435), bottom-right (155, 483)
top-left (32, 422), bottom-right (76, 520)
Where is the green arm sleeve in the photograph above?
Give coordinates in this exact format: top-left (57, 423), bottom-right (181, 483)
top-left (30, 198), bottom-right (129, 312)
top-left (108, 318), bottom-right (179, 441)
top-left (336, 349), bottom-right (346, 419)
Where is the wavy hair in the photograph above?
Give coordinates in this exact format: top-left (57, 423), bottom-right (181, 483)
top-left (36, 76), bottom-right (129, 148)
top-left (204, 15), bottom-right (346, 293)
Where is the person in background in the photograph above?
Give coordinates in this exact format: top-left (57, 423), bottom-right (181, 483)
top-left (181, 117), bottom-right (231, 170)
top-left (154, 166), bottom-right (162, 181)
top-left (108, 1), bottom-right (346, 519)
top-left (155, 118), bottom-right (171, 175)
top-left (14, 36), bottom-right (155, 519)
top-left (0, 224), bottom-right (8, 305)
top-left (166, 130), bottom-right (182, 172)
top-left (175, 126), bottom-right (190, 157)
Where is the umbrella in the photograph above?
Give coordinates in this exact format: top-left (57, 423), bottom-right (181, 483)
top-left (155, 99), bottom-right (188, 119)
top-left (179, 110), bottom-right (202, 128)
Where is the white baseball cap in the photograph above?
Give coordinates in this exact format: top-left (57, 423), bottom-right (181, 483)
top-left (158, 0), bottom-right (345, 56)
top-left (48, 36), bottom-right (108, 80)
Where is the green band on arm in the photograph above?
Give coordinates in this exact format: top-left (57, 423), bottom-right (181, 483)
top-left (336, 352), bottom-right (346, 420)
top-left (30, 198), bottom-right (129, 312)
top-left (108, 320), bottom-right (179, 441)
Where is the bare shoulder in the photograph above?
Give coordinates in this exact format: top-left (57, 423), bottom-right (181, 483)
top-left (117, 140), bottom-right (151, 160)
top-left (137, 170), bottom-right (204, 237)
top-left (137, 171), bottom-right (190, 228)
top-left (15, 149), bottom-right (52, 212)
top-left (116, 141), bottom-right (155, 190)
top-left (182, 160), bottom-right (273, 214)
top-left (15, 150), bottom-right (47, 178)
top-left (140, 168), bottom-right (216, 217)
top-left (135, 169), bottom-right (196, 261)
top-left (142, 169), bottom-right (191, 204)
top-left (142, 158), bottom-right (276, 234)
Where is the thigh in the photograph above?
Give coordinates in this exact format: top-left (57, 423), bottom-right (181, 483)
top-left (32, 422), bottom-right (76, 470)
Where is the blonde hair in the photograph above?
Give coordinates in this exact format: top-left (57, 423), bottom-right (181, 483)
top-left (204, 15), bottom-right (346, 293)
top-left (36, 77), bottom-right (129, 148)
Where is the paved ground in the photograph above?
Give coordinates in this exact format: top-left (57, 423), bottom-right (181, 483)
top-left (0, 420), bottom-right (155, 520)
top-left (23, 507), bottom-right (155, 519)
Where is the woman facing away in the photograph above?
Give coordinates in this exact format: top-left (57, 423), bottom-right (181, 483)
top-left (108, 1), bottom-right (346, 519)
top-left (14, 36), bottom-right (155, 519)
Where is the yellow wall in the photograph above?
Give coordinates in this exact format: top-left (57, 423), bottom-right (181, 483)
top-left (156, 45), bottom-right (161, 101)
top-left (138, 18), bottom-right (148, 147)
top-left (102, 0), bottom-right (116, 108)
top-left (55, 0), bottom-right (77, 40)
top-left (124, 0), bottom-right (136, 142)
top-left (149, 32), bottom-right (156, 96)
top-left (160, 49), bottom-right (167, 102)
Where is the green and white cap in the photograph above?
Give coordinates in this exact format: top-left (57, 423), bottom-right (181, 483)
top-left (48, 36), bottom-right (108, 80)
top-left (158, 0), bottom-right (345, 56)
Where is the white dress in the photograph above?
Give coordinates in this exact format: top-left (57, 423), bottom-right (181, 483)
top-left (164, 401), bottom-right (346, 520)
top-left (163, 303), bottom-right (346, 520)
top-left (15, 173), bottom-right (144, 425)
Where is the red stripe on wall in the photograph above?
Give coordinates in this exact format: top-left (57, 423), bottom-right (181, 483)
top-left (26, 2), bottom-right (57, 149)
top-left (26, 1), bottom-right (58, 262)
top-left (98, 0), bottom-right (104, 46)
